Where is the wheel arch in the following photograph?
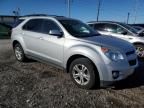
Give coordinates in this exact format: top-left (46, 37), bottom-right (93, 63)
top-left (12, 40), bottom-right (20, 48)
top-left (66, 54), bottom-right (100, 81)
top-left (12, 37), bottom-right (27, 54)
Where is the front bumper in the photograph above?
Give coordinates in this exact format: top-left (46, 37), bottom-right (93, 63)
top-left (100, 68), bottom-right (135, 87)
top-left (99, 58), bottom-right (138, 87)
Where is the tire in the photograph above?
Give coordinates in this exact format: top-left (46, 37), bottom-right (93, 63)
top-left (69, 58), bottom-right (99, 89)
top-left (14, 43), bottom-right (27, 62)
top-left (135, 44), bottom-right (144, 60)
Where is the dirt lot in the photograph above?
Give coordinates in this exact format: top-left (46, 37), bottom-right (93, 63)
top-left (0, 39), bottom-right (144, 108)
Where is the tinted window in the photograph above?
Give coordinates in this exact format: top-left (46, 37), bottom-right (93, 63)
top-left (59, 19), bottom-right (99, 37)
top-left (104, 23), bottom-right (130, 35)
top-left (13, 19), bottom-right (24, 28)
top-left (120, 23), bottom-right (138, 34)
top-left (117, 26), bottom-right (127, 34)
top-left (42, 19), bottom-right (60, 34)
top-left (94, 23), bottom-right (105, 31)
top-left (104, 24), bottom-right (117, 33)
top-left (23, 19), bottom-right (43, 32)
top-left (88, 24), bottom-right (94, 28)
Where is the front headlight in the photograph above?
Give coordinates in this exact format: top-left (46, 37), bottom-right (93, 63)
top-left (101, 47), bottom-right (124, 61)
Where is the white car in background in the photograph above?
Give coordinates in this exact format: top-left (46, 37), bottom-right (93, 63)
top-left (88, 21), bottom-right (144, 59)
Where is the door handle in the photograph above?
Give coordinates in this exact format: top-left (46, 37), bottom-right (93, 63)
top-left (38, 37), bottom-right (44, 40)
top-left (128, 38), bottom-right (133, 39)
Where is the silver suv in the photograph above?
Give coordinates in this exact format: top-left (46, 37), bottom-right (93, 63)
top-left (11, 16), bottom-right (138, 89)
top-left (87, 21), bottom-right (144, 59)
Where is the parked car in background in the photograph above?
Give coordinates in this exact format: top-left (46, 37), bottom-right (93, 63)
top-left (130, 24), bottom-right (144, 28)
top-left (11, 15), bottom-right (138, 89)
top-left (131, 25), bottom-right (144, 35)
top-left (131, 25), bottom-right (144, 31)
top-left (0, 23), bottom-right (12, 39)
top-left (87, 21), bottom-right (144, 59)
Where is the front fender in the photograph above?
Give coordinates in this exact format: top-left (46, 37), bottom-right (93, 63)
top-left (64, 45), bottom-right (106, 81)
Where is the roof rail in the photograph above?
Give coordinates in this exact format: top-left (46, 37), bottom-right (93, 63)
top-left (23, 14), bottom-right (48, 17)
top-left (22, 14), bottom-right (65, 17)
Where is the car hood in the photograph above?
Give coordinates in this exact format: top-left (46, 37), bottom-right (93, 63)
top-left (79, 35), bottom-right (135, 52)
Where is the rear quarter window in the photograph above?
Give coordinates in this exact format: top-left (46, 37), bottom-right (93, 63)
top-left (22, 19), bottom-right (43, 33)
top-left (13, 19), bottom-right (24, 28)
top-left (88, 24), bottom-right (94, 28)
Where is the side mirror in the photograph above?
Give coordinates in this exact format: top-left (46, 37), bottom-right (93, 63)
top-left (49, 30), bottom-right (63, 37)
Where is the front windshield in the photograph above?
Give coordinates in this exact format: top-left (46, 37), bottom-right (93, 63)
top-left (58, 19), bottom-right (99, 37)
top-left (120, 23), bottom-right (138, 34)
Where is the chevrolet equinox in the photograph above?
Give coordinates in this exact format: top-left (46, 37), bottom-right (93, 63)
top-left (11, 16), bottom-right (138, 89)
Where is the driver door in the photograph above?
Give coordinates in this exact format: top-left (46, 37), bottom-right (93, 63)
top-left (104, 23), bottom-right (132, 42)
top-left (36, 19), bottom-right (64, 66)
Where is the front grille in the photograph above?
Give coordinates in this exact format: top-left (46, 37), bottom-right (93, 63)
top-left (129, 59), bottom-right (136, 66)
top-left (126, 50), bottom-right (135, 56)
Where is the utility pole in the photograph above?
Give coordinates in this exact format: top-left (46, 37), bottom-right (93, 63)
top-left (97, 0), bottom-right (101, 21)
top-left (134, 0), bottom-right (138, 24)
top-left (67, 0), bottom-right (71, 17)
top-left (13, 8), bottom-right (20, 17)
top-left (127, 12), bottom-right (130, 24)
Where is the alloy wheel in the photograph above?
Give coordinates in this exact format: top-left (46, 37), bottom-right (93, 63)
top-left (72, 64), bottom-right (90, 86)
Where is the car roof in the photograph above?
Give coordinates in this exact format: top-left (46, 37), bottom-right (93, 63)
top-left (19, 14), bottom-right (75, 21)
top-left (87, 21), bottom-right (125, 25)
top-left (129, 24), bottom-right (144, 28)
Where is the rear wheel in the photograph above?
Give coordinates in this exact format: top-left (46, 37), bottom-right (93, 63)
top-left (135, 44), bottom-right (144, 59)
top-left (14, 43), bottom-right (27, 62)
top-left (69, 58), bottom-right (99, 89)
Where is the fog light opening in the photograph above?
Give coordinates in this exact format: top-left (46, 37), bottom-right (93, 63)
top-left (112, 71), bottom-right (119, 79)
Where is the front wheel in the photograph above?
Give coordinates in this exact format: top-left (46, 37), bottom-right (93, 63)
top-left (14, 43), bottom-right (27, 62)
top-left (135, 44), bottom-right (144, 59)
top-left (69, 58), bottom-right (99, 89)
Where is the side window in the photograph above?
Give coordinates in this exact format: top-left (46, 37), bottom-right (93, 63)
top-left (13, 19), bottom-right (24, 28)
top-left (23, 19), bottom-right (43, 32)
top-left (88, 24), bottom-right (94, 28)
top-left (94, 23), bottom-right (105, 31)
top-left (116, 25), bottom-right (131, 35)
top-left (41, 19), bottom-right (61, 34)
top-left (117, 26), bottom-right (127, 34)
top-left (104, 24), bottom-right (117, 33)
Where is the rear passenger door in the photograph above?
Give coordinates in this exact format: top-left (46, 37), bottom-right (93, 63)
top-left (22, 19), bottom-right (44, 55)
top-left (22, 19), bottom-right (64, 66)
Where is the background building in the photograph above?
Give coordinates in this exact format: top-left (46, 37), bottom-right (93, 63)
top-left (0, 15), bottom-right (17, 26)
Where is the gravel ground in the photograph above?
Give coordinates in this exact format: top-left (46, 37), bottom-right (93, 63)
top-left (0, 39), bottom-right (144, 108)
